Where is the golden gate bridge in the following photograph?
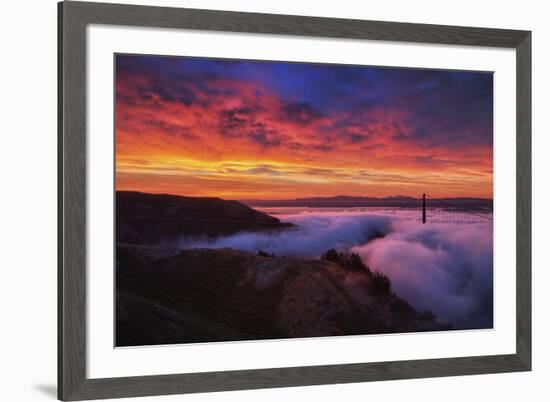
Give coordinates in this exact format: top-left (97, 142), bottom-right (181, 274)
top-left (381, 194), bottom-right (493, 224)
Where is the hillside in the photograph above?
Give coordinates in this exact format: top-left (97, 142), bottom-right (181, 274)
top-left (116, 245), bottom-right (450, 346)
top-left (116, 191), bottom-right (294, 245)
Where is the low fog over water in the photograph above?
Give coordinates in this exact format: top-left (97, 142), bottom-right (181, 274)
top-left (178, 208), bottom-right (493, 329)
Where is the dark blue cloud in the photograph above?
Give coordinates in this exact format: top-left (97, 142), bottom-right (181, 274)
top-left (116, 54), bottom-right (493, 148)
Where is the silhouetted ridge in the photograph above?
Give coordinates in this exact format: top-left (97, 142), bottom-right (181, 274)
top-left (116, 191), bottom-right (294, 245)
top-left (116, 245), bottom-right (450, 346)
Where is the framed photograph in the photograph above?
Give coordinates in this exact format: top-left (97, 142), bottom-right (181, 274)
top-left (58, 1), bottom-right (531, 400)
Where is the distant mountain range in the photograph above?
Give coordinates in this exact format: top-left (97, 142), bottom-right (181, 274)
top-left (240, 195), bottom-right (493, 209)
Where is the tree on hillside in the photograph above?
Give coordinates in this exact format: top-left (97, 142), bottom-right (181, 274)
top-left (321, 249), bottom-right (392, 296)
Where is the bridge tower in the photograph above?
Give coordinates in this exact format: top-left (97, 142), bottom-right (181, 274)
top-left (422, 193), bottom-right (426, 224)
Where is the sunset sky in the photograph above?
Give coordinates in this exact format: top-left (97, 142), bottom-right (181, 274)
top-left (115, 55), bottom-right (493, 200)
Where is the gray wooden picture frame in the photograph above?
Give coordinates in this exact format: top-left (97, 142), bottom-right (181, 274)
top-left (58, 1), bottom-right (532, 400)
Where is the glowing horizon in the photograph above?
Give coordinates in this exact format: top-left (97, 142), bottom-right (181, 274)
top-left (115, 55), bottom-right (493, 200)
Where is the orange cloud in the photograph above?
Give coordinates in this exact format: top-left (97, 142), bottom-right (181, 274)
top-left (115, 56), bottom-right (493, 200)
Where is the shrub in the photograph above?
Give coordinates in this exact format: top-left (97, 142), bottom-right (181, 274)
top-left (349, 253), bottom-right (369, 273)
top-left (418, 309), bottom-right (436, 321)
top-left (389, 297), bottom-right (415, 316)
top-left (320, 248), bottom-right (340, 264)
top-left (321, 249), bottom-right (392, 296)
top-left (370, 271), bottom-right (391, 295)
top-left (321, 249), bottom-right (371, 273)
top-left (257, 250), bottom-right (275, 258)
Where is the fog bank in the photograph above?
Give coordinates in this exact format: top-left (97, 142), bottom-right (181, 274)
top-left (178, 211), bottom-right (493, 329)
top-left (178, 211), bottom-right (394, 258)
top-left (352, 220), bottom-right (493, 328)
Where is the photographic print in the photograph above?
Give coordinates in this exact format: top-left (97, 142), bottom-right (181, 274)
top-left (115, 54), bottom-right (494, 347)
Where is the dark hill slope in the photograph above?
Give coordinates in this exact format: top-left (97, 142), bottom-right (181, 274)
top-left (116, 245), bottom-right (449, 346)
top-left (116, 191), bottom-right (294, 245)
